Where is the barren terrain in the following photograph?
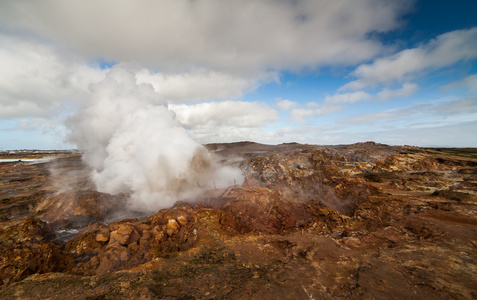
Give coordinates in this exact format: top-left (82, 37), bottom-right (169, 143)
top-left (0, 142), bottom-right (476, 299)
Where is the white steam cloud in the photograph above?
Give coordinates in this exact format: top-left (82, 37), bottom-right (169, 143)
top-left (68, 64), bottom-right (242, 212)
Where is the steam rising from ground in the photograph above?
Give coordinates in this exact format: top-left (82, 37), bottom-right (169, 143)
top-left (68, 64), bottom-right (242, 212)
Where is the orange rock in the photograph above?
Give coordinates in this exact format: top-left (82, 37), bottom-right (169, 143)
top-left (95, 228), bottom-right (110, 243)
top-left (110, 224), bottom-right (137, 246)
top-left (167, 219), bottom-right (180, 231)
top-left (177, 215), bottom-right (188, 226)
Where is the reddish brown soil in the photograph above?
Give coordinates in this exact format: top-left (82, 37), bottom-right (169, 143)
top-left (0, 142), bottom-right (476, 299)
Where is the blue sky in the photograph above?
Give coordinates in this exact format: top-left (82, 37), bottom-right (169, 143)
top-left (0, 0), bottom-right (476, 149)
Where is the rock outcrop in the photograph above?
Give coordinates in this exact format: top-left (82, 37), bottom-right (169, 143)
top-left (0, 143), bottom-right (476, 299)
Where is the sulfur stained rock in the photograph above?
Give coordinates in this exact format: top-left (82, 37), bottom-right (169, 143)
top-left (167, 219), bottom-right (180, 230)
top-left (177, 215), bottom-right (188, 226)
top-left (0, 218), bottom-right (74, 287)
top-left (95, 227), bottom-right (110, 243)
top-left (36, 190), bottom-right (121, 230)
top-left (0, 218), bottom-right (54, 245)
top-left (166, 219), bottom-right (180, 236)
top-left (153, 228), bottom-right (166, 242)
top-left (96, 246), bottom-right (130, 275)
top-left (65, 223), bottom-right (108, 256)
top-left (129, 228), bottom-right (141, 244)
top-left (109, 225), bottom-right (131, 245)
top-left (109, 224), bottom-right (140, 246)
top-left (1, 143), bottom-right (477, 299)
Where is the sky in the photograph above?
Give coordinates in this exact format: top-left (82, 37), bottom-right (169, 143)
top-left (0, 0), bottom-right (476, 150)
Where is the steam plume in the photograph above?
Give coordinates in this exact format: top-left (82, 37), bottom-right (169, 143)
top-left (68, 64), bottom-right (242, 212)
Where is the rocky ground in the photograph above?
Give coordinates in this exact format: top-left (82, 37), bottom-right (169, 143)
top-left (0, 142), bottom-right (476, 299)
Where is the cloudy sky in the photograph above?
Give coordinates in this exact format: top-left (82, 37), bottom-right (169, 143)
top-left (1, 0), bottom-right (476, 150)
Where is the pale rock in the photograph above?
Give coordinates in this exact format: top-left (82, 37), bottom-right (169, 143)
top-left (177, 215), bottom-right (188, 226)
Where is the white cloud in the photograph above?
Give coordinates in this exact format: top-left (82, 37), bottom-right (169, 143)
top-left (168, 101), bottom-right (279, 144)
top-left (464, 74), bottom-right (477, 94)
top-left (16, 117), bottom-right (71, 145)
top-left (324, 91), bottom-right (371, 104)
top-left (375, 82), bottom-right (418, 101)
top-left (342, 121), bottom-right (477, 147)
top-left (290, 103), bottom-right (341, 123)
top-left (276, 99), bottom-right (297, 111)
top-left (324, 82), bottom-right (417, 105)
top-left (0, 0), bottom-right (416, 147)
top-left (136, 69), bottom-right (278, 103)
top-left (452, 74), bottom-right (477, 95)
top-left (2, 1), bottom-right (475, 149)
top-left (171, 100), bottom-right (279, 129)
top-left (0, 33), bottom-right (105, 118)
top-left (342, 97), bottom-right (477, 125)
top-left (290, 108), bottom-right (315, 123)
top-left (433, 97), bottom-right (477, 115)
top-left (292, 121), bottom-right (477, 147)
top-left (0, 0), bottom-right (412, 74)
top-left (310, 103), bottom-right (343, 116)
top-left (341, 27), bottom-right (477, 90)
top-left (341, 105), bottom-right (428, 125)
top-left (0, 33), bottom-right (272, 119)
top-left (258, 125), bottom-right (343, 145)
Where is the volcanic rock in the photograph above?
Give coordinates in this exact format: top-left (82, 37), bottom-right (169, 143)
top-left (95, 227), bottom-right (110, 243)
top-left (0, 218), bottom-right (74, 286)
top-left (177, 215), bottom-right (188, 226)
top-left (110, 224), bottom-right (140, 246)
top-left (165, 219), bottom-right (180, 236)
top-left (0, 143), bottom-right (476, 299)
